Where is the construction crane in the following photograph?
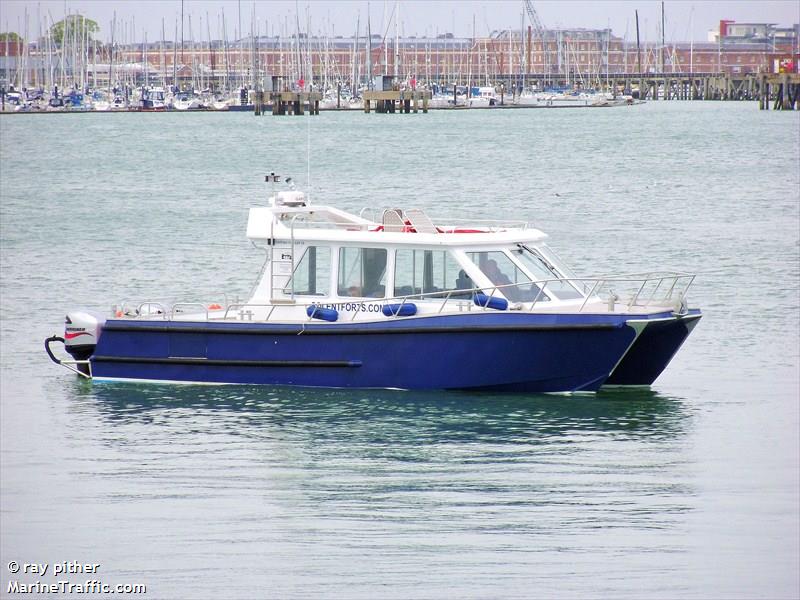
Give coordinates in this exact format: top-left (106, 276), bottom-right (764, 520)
top-left (524, 0), bottom-right (552, 84)
top-left (524, 0), bottom-right (545, 37)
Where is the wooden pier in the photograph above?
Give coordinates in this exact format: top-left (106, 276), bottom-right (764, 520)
top-left (756, 73), bottom-right (800, 110)
top-left (502, 72), bottom-right (798, 108)
top-left (362, 89), bottom-right (431, 114)
top-left (617, 73), bottom-right (799, 108)
top-left (254, 91), bottom-right (322, 116)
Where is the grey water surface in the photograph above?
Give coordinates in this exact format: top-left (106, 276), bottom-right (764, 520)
top-left (1, 103), bottom-right (798, 599)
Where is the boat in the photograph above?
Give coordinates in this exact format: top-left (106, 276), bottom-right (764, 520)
top-left (468, 86), bottom-right (498, 108)
top-left (61, 89), bottom-right (92, 112)
top-left (172, 91), bottom-right (204, 111)
top-left (91, 90), bottom-right (111, 111)
top-left (318, 94), bottom-right (339, 110)
top-left (92, 99), bottom-right (111, 111)
top-left (428, 94), bottom-right (461, 109)
top-left (45, 176), bottom-right (701, 392)
top-left (211, 99), bottom-right (231, 111)
top-left (517, 89), bottom-right (635, 108)
top-left (346, 96), bottom-right (364, 110)
top-left (109, 95), bottom-right (128, 111)
top-left (2, 91), bottom-right (25, 112)
top-left (426, 83), bottom-right (462, 108)
top-left (514, 90), bottom-right (541, 107)
top-left (588, 92), bottom-right (636, 107)
top-left (534, 90), bottom-right (597, 107)
top-left (138, 87), bottom-right (168, 111)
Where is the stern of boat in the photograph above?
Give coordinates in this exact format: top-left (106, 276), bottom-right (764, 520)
top-left (45, 311), bottom-right (105, 377)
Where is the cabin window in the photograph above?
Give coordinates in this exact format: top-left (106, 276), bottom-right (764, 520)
top-left (394, 249), bottom-right (467, 297)
top-left (467, 250), bottom-right (549, 303)
top-left (338, 247), bottom-right (387, 298)
top-left (513, 246), bottom-right (584, 300)
top-left (286, 245), bottom-right (331, 296)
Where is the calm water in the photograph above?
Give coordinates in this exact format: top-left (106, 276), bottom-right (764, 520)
top-left (1, 103), bottom-right (798, 598)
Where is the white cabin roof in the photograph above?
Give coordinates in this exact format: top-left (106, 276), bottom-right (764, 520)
top-left (246, 195), bottom-right (548, 248)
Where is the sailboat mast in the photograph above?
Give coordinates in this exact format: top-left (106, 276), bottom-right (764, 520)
top-left (206, 12), bottom-right (212, 92)
top-left (635, 10), bottom-right (642, 77)
top-left (366, 4), bottom-right (372, 89)
top-left (660, 1), bottom-right (665, 73)
top-left (237, 0), bottom-right (242, 89)
top-left (689, 9), bottom-right (694, 74)
top-left (173, 18), bottom-right (178, 89)
top-left (109, 12), bottom-right (115, 94)
top-left (160, 18), bottom-right (165, 89)
top-left (393, 0), bottom-right (399, 78)
top-left (352, 14), bottom-right (359, 92)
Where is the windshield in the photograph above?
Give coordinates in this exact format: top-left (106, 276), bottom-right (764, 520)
top-left (467, 251), bottom-right (549, 302)
top-left (513, 246), bottom-right (584, 300)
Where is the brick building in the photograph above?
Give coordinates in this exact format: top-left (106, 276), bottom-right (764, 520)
top-left (2, 20), bottom-right (797, 90)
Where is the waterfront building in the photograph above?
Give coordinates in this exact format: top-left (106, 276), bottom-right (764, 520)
top-left (1, 20), bottom-right (797, 92)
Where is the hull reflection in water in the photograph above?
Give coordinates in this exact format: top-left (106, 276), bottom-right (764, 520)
top-left (58, 380), bottom-right (697, 598)
top-left (75, 381), bottom-right (691, 441)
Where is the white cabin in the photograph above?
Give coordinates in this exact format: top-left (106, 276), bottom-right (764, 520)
top-left (236, 190), bottom-right (692, 323)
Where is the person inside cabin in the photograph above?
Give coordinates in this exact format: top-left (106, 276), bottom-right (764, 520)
top-left (484, 259), bottom-right (512, 287)
top-left (453, 270), bottom-right (473, 299)
top-left (455, 270), bottom-right (472, 290)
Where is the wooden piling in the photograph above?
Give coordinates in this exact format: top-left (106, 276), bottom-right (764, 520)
top-left (781, 74), bottom-right (790, 110)
top-left (268, 91), bottom-right (321, 116)
top-left (362, 89), bottom-right (431, 113)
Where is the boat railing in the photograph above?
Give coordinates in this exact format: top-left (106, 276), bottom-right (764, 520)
top-left (572, 272), bottom-right (695, 313)
top-left (309, 212), bottom-right (532, 233)
top-left (435, 218), bottom-right (530, 232)
top-left (172, 303), bottom-right (210, 320)
top-left (380, 271), bottom-right (694, 315)
top-left (113, 301), bottom-right (171, 319)
top-left (280, 215), bottom-right (375, 232)
top-left (221, 304), bottom-right (282, 322)
top-left (115, 272), bottom-right (694, 323)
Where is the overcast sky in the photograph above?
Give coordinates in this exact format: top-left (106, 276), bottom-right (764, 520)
top-left (1, 0), bottom-right (798, 43)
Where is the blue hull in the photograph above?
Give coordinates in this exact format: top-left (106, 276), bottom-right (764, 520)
top-left (605, 310), bottom-right (701, 386)
top-left (89, 312), bottom-right (645, 392)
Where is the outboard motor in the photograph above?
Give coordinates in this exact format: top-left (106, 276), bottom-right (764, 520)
top-left (64, 311), bottom-right (105, 362)
top-left (45, 311), bottom-right (105, 377)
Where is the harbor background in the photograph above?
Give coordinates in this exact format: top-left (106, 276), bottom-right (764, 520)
top-left (1, 1), bottom-right (798, 111)
top-left (1, 102), bottom-right (798, 597)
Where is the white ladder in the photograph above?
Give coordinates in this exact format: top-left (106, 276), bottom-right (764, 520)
top-left (269, 241), bottom-right (296, 301)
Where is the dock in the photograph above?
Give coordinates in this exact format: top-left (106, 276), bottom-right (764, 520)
top-left (2, 72), bottom-right (797, 114)
top-left (512, 72), bottom-right (799, 109)
top-left (756, 73), bottom-right (800, 110)
top-left (362, 89), bottom-right (431, 114)
top-left (262, 91), bottom-right (322, 116)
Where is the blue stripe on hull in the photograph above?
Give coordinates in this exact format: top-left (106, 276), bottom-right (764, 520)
top-left (604, 310), bottom-right (701, 386)
top-left (90, 313), bottom-right (641, 392)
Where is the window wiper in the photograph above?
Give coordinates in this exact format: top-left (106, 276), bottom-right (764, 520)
top-left (518, 243), bottom-right (557, 274)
